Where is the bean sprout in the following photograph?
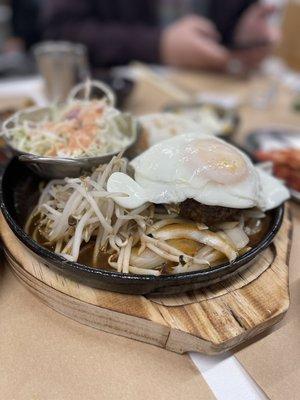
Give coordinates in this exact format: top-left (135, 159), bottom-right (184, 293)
top-left (26, 156), bottom-right (264, 276)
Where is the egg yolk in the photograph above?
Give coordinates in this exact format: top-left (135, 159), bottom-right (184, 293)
top-left (185, 139), bottom-right (249, 184)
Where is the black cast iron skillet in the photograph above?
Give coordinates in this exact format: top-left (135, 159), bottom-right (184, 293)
top-left (0, 157), bottom-right (284, 295)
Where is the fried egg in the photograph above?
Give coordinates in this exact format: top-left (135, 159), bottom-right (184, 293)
top-left (107, 133), bottom-right (290, 210)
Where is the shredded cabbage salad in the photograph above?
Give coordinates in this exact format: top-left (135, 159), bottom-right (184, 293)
top-left (5, 99), bottom-right (135, 158)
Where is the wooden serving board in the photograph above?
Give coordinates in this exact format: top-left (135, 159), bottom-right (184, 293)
top-left (0, 209), bottom-right (292, 355)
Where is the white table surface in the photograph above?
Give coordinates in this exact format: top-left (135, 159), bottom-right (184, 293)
top-left (0, 76), bottom-right (268, 400)
top-left (0, 76), bottom-right (46, 106)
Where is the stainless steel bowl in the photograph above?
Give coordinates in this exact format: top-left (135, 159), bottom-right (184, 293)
top-left (1, 104), bottom-right (140, 179)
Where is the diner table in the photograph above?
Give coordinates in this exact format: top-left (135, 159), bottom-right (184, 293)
top-left (0, 65), bottom-right (299, 400)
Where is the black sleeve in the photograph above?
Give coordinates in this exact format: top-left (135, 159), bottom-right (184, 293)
top-left (41, 0), bottom-right (161, 67)
top-left (209, 0), bottom-right (258, 46)
top-left (11, 0), bottom-right (41, 48)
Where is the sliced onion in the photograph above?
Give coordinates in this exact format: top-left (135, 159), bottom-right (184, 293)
top-left (130, 247), bottom-right (164, 269)
top-left (153, 225), bottom-right (237, 261)
top-left (147, 218), bottom-right (197, 234)
top-left (142, 234), bottom-right (209, 265)
top-left (122, 236), bottom-right (133, 273)
top-left (205, 250), bottom-right (224, 263)
top-left (195, 245), bottom-right (213, 258)
top-left (59, 253), bottom-right (75, 262)
top-left (214, 221), bottom-right (239, 230)
top-left (245, 218), bottom-right (263, 236)
top-left (243, 209), bottom-right (266, 219)
top-left (223, 225), bottom-right (249, 250)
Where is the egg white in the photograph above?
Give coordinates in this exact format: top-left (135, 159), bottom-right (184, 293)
top-left (107, 133), bottom-right (289, 210)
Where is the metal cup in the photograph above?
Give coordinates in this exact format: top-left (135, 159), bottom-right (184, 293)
top-left (33, 41), bottom-right (90, 102)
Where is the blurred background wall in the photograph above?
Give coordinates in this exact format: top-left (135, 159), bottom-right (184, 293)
top-left (278, 0), bottom-right (300, 70)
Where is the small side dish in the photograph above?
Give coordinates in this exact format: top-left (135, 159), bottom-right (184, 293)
top-left (245, 127), bottom-right (300, 200)
top-left (167, 104), bottom-right (236, 136)
top-left (256, 149), bottom-right (300, 192)
top-left (3, 83), bottom-right (134, 158)
top-left (26, 133), bottom-right (289, 277)
top-left (138, 113), bottom-right (199, 147)
top-left (139, 104), bottom-right (238, 148)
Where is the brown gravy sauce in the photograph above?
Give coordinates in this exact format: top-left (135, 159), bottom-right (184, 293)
top-left (28, 215), bottom-right (271, 273)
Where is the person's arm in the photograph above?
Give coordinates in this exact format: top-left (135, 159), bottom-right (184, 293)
top-left (210, 0), bottom-right (280, 73)
top-left (41, 0), bottom-right (161, 67)
top-left (160, 15), bottom-right (229, 70)
top-left (229, 2), bottom-right (280, 72)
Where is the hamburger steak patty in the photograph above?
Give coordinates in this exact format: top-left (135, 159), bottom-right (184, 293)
top-left (179, 199), bottom-right (244, 225)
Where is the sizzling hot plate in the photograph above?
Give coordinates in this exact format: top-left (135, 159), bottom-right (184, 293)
top-left (0, 158), bottom-right (284, 295)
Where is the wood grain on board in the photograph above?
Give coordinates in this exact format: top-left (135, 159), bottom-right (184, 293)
top-left (0, 205), bottom-right (292, 355)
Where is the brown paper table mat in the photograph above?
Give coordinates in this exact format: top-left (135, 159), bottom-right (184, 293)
top-left (129, 71), bottom-right (300, 399)
top-left (236, 204), bottom-right (300, 400)
top-left (0, 265), bottom-right (215, 400)
top-left (0, 67), bottom-right (298, 399)
top-left (127, 72), bottom-right (299, 400)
